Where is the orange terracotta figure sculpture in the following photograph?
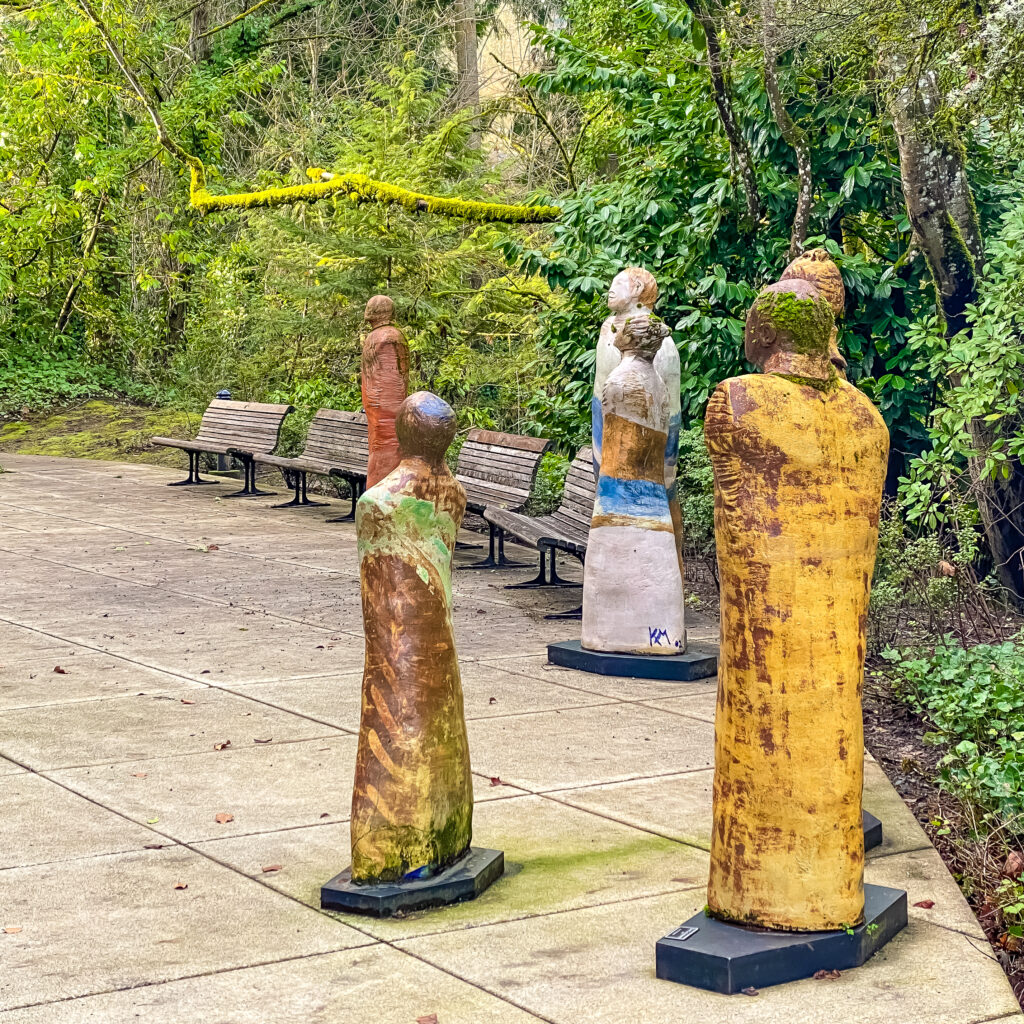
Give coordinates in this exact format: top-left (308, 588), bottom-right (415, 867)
top-left (350, 391), bottom-right (473, 883)
top-left (582, 313), bottom-right (685, 655)
top-left (361, 295), bottom-right (410, 488)
top-left (704, 277), bottom-right (889, 931)
top-left (781, 247), bottom-right (848, 377)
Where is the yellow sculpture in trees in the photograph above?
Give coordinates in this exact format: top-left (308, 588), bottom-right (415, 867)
top-left (704, 277), bottom-right (889, 931)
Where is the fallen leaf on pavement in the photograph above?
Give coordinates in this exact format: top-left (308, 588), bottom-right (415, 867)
top-left (180, 699), bottom-right (196, 705)
top-left (214, 812), bottom-right (234, 824)
top-left (488, 697), bottom-right (497, 704)
top-left (813, 969), bottom-right (841, 980)
top-left (253, 737), bottom-right (272, 744)
top-left (319, 812), bottom-right (330, 818)
top-left (173, 882), bottom-right (188, 890)
top-left (146, 817), bottom-right (159, 824)
top-left (3, 927), bottom-right (22, 934)
top-left (144, 844), bottom-right (165, 850)
top-left (741, 986), bottom-right (758, 996)
top-left (262, 864), bottom-right (283, 873)
top-left (207, 545), bottom-right (220, 551)
top-left (214, 740), bottom-right (231, 751)
top-left (53, 666), bottom-right (67, 674)
top-left (416, 1015), bottom-right (439, 1024)
top-left (132, 772), bottom-right (147, 778)
top-left (913, 900), bottom-right (935, 909)
top-left (489, 777), bottom-right (506, 786)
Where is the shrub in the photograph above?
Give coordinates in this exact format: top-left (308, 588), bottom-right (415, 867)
top-left (882, 636), bottom-right (1024, 830)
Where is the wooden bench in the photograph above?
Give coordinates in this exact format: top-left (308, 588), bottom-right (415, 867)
top-left (252, 409), bottom-right (369, 520)
top-left (455, 428), bottom-right (551, 569)
top-left (153, 399), bottom-right (294, 497)
top-left (483, 446), bottom-right (595, 616)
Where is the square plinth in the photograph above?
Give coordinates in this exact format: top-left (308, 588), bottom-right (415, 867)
top-left (320, 847), bottom-right (504, 917)
top-left (655, 883), bottom-right (908, 994)
top-left (547, 640), bottom-right (719, 681)
top-left (863, 810), bottom-right (883, 852)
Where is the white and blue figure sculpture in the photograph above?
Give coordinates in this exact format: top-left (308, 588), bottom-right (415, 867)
top-left (582, 312), bottom-right (686, 655)
top-left (592, 268), bottom-right (684, 580)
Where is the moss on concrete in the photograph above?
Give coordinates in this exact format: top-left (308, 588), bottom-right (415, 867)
top-left (0, 401), bottom-right (198, 467)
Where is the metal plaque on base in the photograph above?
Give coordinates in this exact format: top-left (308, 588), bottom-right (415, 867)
top-left (655, 883), bottom-right (907, 994)
top-left (547, 639), bottom-right (718, 681)
top-left (320, 847), bottom-right (503, 917)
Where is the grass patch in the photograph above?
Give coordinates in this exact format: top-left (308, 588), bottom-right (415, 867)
top-left (0, 400), bottom-right (200, 468)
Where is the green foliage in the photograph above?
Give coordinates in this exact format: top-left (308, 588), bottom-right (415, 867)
top-left (882, 636), bottom-right (1024, 830)
top-left (900, 195), bottom-right (1024, 525)
top-left (677, 425), bottom-right (715, 568)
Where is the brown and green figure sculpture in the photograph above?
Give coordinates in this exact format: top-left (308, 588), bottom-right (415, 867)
top-left (704, 278), bottom-right (889, 931)
top-left (350, 391), bottom-right (473, 884)
top-left (361, 295), bottom-right (410, 488)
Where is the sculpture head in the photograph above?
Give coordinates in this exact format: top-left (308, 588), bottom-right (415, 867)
top-left (744, 279), bottom-right (835, 379)
top-left (396, 391), bottom-right (457, 469)
top-left (615, 313), bottom-right (670, 361)
top-left (781, 248), bottom-right (847, 375)
top-left (607, 267), bottom-right (658, 315)
top-left (365, 294), bottom-right (395, 329)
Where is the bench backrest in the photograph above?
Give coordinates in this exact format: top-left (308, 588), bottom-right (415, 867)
top-left (302, 409), bottom-right (369, 473)
top-left (456, 428), bottom-right (551, 511)
top-left (194, 399), bottom-right (293, 454)
top-left (552, 446), bottom-right (596, 533)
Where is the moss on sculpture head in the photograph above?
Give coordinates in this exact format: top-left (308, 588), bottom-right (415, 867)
top-left (745, 279), bottom-right (834, 361)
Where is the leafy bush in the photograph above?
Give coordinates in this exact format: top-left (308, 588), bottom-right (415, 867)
top-left (882, 637), bottom-right (1024, 830)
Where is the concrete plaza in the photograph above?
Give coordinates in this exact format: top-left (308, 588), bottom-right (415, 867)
top-left (0, 453), bottom-right (1019, 1022)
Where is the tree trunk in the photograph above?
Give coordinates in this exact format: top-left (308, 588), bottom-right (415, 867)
top-left (454, 0), bottom-right (480, 137)
top-left (190, 1), bottom-right (211, 63)
top-left (686, 0), bottom-right (761, 231)
top-left (889, 63), bottom-right (1024, 601)
top-left (762, 9), bottom-right (812, 258)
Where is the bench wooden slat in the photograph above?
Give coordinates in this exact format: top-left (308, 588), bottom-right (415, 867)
top-left (251, 409), bottom-right (369, 483)
top-left (466, 428), bottom-right (549, 453)
top-left (481, 446), bottom-right (595, 556)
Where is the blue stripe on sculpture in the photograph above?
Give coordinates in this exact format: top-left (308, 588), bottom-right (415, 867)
top-left (591, 394), bottom-right (603, 478)
top-left (665, 413), bottom-right (681, 462)
top-left (595, 476), bottom-right (672, 518)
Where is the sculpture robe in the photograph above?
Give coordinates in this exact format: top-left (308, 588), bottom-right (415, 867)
top-left (350, 460), bottom-right (471, 883)
top-left (592, 320), bottom-right (683, 568)
top-left (362, 325), bottom-right (410, 488)
top-left (583, 354), bottom-right (685, 654)
top-left (705, 373), bottom-right (888, 930)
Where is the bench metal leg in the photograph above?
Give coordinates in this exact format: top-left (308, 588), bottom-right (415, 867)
top-left (507, 545), bottom-right (583, 589)
top-left (326, 476), bottom-right (362, 523)
top-left (273, 470), bottom-right (328, 509)
top-left (505, 548), bottom-right (550, 588)
top-left (544, 551), bottom-right (585, 618)
top-left (459, 523), bottom-right (532, 571)
top-left (168, 451), bottom-right (218, 487)
top-left (223, 457), bottom-right (276, 498)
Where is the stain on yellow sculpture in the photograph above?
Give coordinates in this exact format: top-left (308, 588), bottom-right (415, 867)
top-left (704, 277), bottom-right (889, 931)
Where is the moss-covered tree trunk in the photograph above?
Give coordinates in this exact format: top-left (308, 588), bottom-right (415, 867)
top-left (889, 65), bottom-right (1024, 603)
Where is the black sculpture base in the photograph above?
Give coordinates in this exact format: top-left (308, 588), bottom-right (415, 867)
top-left (863, 810), bottom-right (882, 852)
top-left (656, 883), bottom-right (907, 994)
top-left (320, 847), bottom-right (504, 917)
top-left (547, 639), bottom-right (718, 681)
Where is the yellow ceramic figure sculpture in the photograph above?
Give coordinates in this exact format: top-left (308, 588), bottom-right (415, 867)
top-left (705, 277), bottom-right (889, 931)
